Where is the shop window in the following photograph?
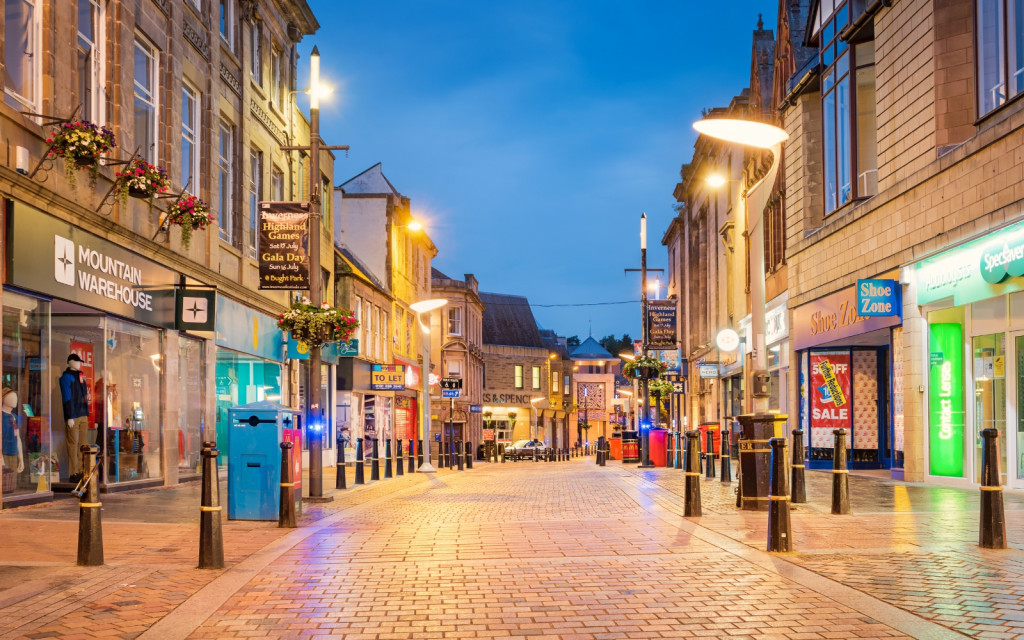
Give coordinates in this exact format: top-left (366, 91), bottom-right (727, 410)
top-left (177, 338), bottom-right (205, 477)
top-left (972, 333), bottom-right (1007, 484)
top-left (1, 292), bottom-right (51, 500)
top-left (181, 84), bottom-right (200, 192)
top-left (134, 37), bottom-right (159, 164)
top-left (214, 349), bottom-right (282, 462)
top-left (77, 0), bottom-right (104, 123)
top-left (976, 0), bottom-right (1024, 116)
top-left (4, 0), bottom-right (40, 112)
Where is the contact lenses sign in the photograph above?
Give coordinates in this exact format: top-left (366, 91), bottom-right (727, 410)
top-left (928, 323), bottom-right (964, 477)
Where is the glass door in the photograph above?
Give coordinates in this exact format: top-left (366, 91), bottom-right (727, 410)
top-left (1011, 333), bottom-right (1024, 487)
top-left (972, 333), bottom-right (1007, 485)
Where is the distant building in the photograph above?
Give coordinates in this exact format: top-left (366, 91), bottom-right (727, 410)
top-left (569, 337), bottom-right (617, 445)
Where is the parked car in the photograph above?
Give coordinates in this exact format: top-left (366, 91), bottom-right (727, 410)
top-left (505, 439), bottom-right (548, 461)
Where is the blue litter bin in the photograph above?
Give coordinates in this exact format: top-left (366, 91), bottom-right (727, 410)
top-left (227, 400), bottom-right (302, 521)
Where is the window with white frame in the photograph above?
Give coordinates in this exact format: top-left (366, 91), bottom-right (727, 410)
top-left (181, 84), bottom-right (200, 191)
top-left (4, 0), bottom-right (40, 111)
top-left (374, 306), bottom-right (382, 359)
top-left (977, 0), bottom-right (1024, 116)
top-left (250, 22), bottom-right (262, 85)
top-left (134, 37), bottom-right (159, 163)
top-left (447, 359), bottom-right (463, 378)
top-left (217, 121), bottom-right (234, 242)
top-left (552, 371), bottom-right (560, 394)
top-left (353, 296), bottom-right (363, 354)
top-left (219, 0), bottom-right (234, 50)
top-left (532, 366), bottom-right (541, 389)
top-left (362, 299), bottom-right (371, 358)
top-left (270, 46), bottom-right (281, 108)
top-left (77, 0), bottom-right (104, 122)
top-left (447, 306), bottom-right (462, 336)
top-left (247, 148), bottom-right (262, 256)
top-left (514, 365), bottom-right (524, 389)
top-left (271, 167), bottom-right (284, 201)
top-left (564, 374), bottom-right (570, 390)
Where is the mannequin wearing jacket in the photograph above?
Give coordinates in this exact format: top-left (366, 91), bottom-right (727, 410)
top-left (60, 354), bottom-right (90, 482)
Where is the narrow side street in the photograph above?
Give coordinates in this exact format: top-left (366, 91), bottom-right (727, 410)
top-left (2, 460), bottom-right (1023, 639)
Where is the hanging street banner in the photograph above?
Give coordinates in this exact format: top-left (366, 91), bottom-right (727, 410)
top-left (258, 201), bottom-right (311, 290)
top-left (646, 300), bottom-right (678, 350)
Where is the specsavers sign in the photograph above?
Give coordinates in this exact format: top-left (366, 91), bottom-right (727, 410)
top-left (8, 202), bottom-right (177, 326)
top-left (916, 217), bottom-right (1024, 305)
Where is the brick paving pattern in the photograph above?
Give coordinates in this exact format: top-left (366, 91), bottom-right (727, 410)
top-left (0, 457), bottom-right (1021, 638)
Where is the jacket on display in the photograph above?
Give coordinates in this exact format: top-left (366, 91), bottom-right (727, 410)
top-left (60, 368), bottom-right (90, 421)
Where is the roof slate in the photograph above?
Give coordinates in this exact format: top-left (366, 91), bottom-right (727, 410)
top-left (570, 336), bottom-right (614, 360)
top-left (480, 292), bottom-right (544, 348)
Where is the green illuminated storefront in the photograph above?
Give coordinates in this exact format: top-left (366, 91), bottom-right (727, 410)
top-left (914, 217), bottom-right (1024, 487)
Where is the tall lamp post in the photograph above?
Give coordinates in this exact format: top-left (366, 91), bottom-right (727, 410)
top-left (530, 397), bottom-right (544, 441)
top-left (410, 298), bottom-right (448, 472)
top-left (692, 118), bottom-right (788, 414)
top-left (638, 213), bottom-right (654, 468)
top-left (281, 46), bottom-right (348, 500)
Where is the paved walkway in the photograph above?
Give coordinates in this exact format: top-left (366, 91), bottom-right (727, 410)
top-left (0, 457), bottom-right (1022, 639)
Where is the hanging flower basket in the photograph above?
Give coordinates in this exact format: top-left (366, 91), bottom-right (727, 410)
top-left (277, 297), bottom-right (359, 349)
top-left (46, 120), bottom-right (116, 187)
top-left (115, 158), bottom-right (169, 205)
top-left (648, 379), bottom-right (674, 399)
top-left (623, 355), bottom-right (668, 380)
top-left (166, 194), bottom-right (214, 249)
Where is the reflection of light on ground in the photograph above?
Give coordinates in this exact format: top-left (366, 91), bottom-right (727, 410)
top-left (892, 485), bottom-right (918, 546)
top-left (893, 485), bottom-right (911, 511)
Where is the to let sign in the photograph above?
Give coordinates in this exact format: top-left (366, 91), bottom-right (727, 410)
top-left (856, 279), bottom-right (900, 316)
top-left (371, 364), bottom-right (406, 391)
top-left (258, 202), bottom-right (310, 290)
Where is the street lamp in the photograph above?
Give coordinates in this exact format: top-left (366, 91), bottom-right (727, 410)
top-left (692, 117), bottom-right (788, 414)
top-left (530, 397), bottom-right (544, 441)
top-left (411, 298), bottom-right (448, 472)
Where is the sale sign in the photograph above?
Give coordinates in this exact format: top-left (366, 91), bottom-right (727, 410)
top-left (809, 352), bottom-right (851, 448)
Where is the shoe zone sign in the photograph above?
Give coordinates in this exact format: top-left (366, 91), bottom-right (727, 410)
top-left (916, 217), bottom-right (1024, 305)
top-left (856, 279), bottom-right (900, 316)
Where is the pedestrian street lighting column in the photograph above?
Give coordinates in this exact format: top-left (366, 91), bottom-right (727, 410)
top-left (280, 46), bottom-right (348, 500)
top-left (410, 298), bottom-right (448, 472)
top-left (638, 213), bottom-right (654, 468)
top-left (530, 397), bottom-right (544, 442)
top-left (693, 118), bottom-right (787, 414)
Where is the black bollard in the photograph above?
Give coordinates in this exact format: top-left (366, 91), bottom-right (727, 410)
top-left (279, 442), bottom-right (297, 528)
top-left (408, 439), bottom-right (415, 474)
top-left (396, 439), bottom-right (404, 476)
top-left (354, 437), bottom-right (365, 485)
top-left (683, 431), bottom-right (702, 517)
top-left (335, 436), bottom-right (347, 490)
top-left (720, 433), bottom-right (732, 482)
top-left (532, 445), bottom-right (537, 462)
top-left (596, 436), bottom-right (604, 465)
top-left (791, 429), bottom-right (806, 504)
top-left (767, 437), bottom-right (792, 552)
top-left (76, 444), bottom-right (104, 567)
top-left (600, 437), bottom-right (608, 466)
top-left (371, 438), bottom-right (380, 481)
top-left (705, 429), bottom-right (716, 479)
top-left (979, 428), bottom-right (1006, 549)
top-left (457, 440), bottom-right (464, 471)
top-left (674, 432), bottom-right (683, 470)
top-left (197, 441), bottom-right (223, 569)
top-left (384, 438), bottom-right (393, 479)
top-left (831, 429), bottom-right (850, 515)
top-left (417, 439), bottom-right (423, 469)
top-left (466, 441), bottom-right (473, 469)
top-left (498, 443), bottom-right (505, 463)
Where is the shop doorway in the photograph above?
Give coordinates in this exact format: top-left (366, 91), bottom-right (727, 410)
top-left (1007, 331), bottom-right (1024, 487)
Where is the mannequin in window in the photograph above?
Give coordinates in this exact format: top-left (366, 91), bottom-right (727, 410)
top-left (2, 388), bottom-right (24, 475)
top-left (60, 354), bottom-right (90, 483)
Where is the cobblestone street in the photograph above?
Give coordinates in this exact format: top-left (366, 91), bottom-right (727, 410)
top-left (2, 459), bottom-right (1024, 639)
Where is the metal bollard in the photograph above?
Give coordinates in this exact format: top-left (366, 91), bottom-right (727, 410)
top-left (466, 441), bottom-right (473, 469)
top-left (767, 437), bottom-right (792, 552)
top-left (831, 429), bottom-right (850, 515)
top-left (335, 436), bottom-right (347, 490)
top-left (384, 438), bottom-right (393, 479)
top-left (979, 428), bottom-right (1006, 549)
top-left (457, 440), bottom-right (464, 471)
top-left (596, 436), bottom-right (604, 465)
top-left (498, 443), bottom-right (505, 463)
top-left (417, 439), bottom-right (423, 469)
top-left (355, 437), bottom-right (365, 485)
top-left (683, 431), bottom-right (702, 517)
top-left (408, 439), bottom-right (416, 474)
top-left (674, 431), bottom-right (683, 470)
top-left (76, 444), bottom-right (104, 567)
top-left (532, 446), bottom-right (537, 462)
top-left (279, 442), bottom-right (297, 528)
top-left (371, 438), bottom-right (380, 481)
top-left (396, 439), bottom-right (404, 476)
top-left (198, 441), bottom-right (223, 569)
top-left (600, 437), bottom-right (608, 466)
top-left (705, 429), bottom-right (716, 479)
top-left (720, 433), bottom-right (732, 482)
top-left (791, 429), bottom-right (806, 503)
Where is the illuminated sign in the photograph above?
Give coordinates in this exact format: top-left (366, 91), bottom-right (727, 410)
top-left (856, 279), bottom-right (900, 316)
top-left (928, 323), bottom-right (964, 477)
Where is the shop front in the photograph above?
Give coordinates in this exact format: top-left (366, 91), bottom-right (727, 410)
top-left (765, 295), bottom-right (790, 415)
top-left (792, 274), bottom-right (902, 471)
top-left (913, 218), bottom-right (1024, 487)
top-left (2, 201), bottom-right (214, 505)
top-left (481, 391), bottom-right (535, 443)
top-left (214, 295), bottom-right (285, 466)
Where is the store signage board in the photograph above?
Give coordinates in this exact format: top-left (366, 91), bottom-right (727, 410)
top-left (215, 295), bottom-right (285, 362)
top-left (470, 405), bottom-right (483, 413)
top-left (440, 377), bottom-right (463, 390)
top-left (9, 202), bottom-right (178, 327)
top-left (671, 381), bottom-right (687, 394)
top-left (698, 363), bottom-right (718, 378)
top-left (916, 217), bottom-right (1024, 305)
top-left (765, 307), bottom-right (787, 344)
top-left (258, 201), bottom-right (310, 290)
top-left (371, 364), bottom-right (406, 391)
top-left (928, 323), bottom-right (965, 477)
top-left (441, 389), bottom-right (461, 398)
top-left (856, 279), bottom-right (900, 316)
top-left (176, 289), bottom-right (216, 332)
top-left (792, 272), bottom-right (902, 350)
top-left (646, 300), bottom-right (677, 350)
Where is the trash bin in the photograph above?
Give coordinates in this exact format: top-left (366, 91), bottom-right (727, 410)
top-left (227, 400), bottom-right (303, 521)
top-left (736, 413), bottom-right (788, 511)
top-left (609, 435), bottom-right (622, 461)
top-left (649, 428), bottom-right (668, 467)
top-left (698, 423), bottom-right (721, 456)
top-left (621, 430), bottom-right (640, 463)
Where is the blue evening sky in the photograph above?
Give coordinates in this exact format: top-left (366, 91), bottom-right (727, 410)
top-left (301, 1), bottom-right (773, 341)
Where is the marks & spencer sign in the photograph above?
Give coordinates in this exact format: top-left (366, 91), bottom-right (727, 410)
top-left (916, 217), bottom-right (1024, 305)
top-left (7, 202), bottom-right (177, 326)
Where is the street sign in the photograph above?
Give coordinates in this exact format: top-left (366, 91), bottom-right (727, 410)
top-left (671, 381), bottom-right (687, 394)
top-left (440, 377), bottom-right (463, 390)
top-left (469, 404), bottom-right (483, 413)
top-left (441, 388), bottom-right (461, 398)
